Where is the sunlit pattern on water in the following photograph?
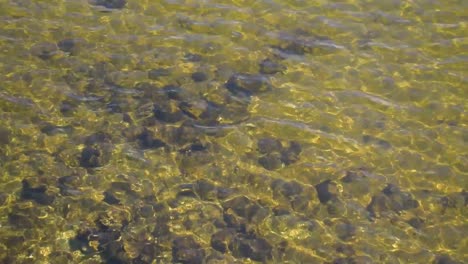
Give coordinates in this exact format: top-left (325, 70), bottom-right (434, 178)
top-left (0, 0), bottom-right (466, 263)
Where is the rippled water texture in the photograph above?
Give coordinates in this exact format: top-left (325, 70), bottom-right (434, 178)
top-left (0, 0), bottom-right (467, 263)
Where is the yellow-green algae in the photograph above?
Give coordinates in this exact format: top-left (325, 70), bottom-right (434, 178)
top-left (0, 0), bottom-right (466, 263)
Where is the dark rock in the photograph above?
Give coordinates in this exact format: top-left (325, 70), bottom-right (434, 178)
top-left (184, 53), bottom-right (202, 62)
top-left (335, 221), bottom-right (356, 241)
top-left (335, 243), bottom-right (355, 256)
top-left (89, 0), bottom-right (127, 9)
top-left (172, 236), bottom-right (205, 264)
top-left (100, 240), bottom-right (129, 264)
top-left (259, 58), bottom-right (285, 74)
top-left (85, 132), bottom-right (112, 146)
top-left (60, 101), bottom-right (78, 116)
top-left (225, 73), bottom-right (271, 97)
top-left (191, 72), bottom-right (208, 82)
top-left (57, 176), bottom-right (82, 196)
top-left (271, 179), bottom-right (303, 198)
top-left (211, 229), bottom-right (236, 253)
top-left (193, 179), bottom-right (217, 201)
top-left (222, 196), bottom-right (254, 218)
top-left (103, 191), bottom-right (121, 205)
top-left (407, 217), bottom-right (424, 229)
top-left (315, 180), bottom-right (338, 204)
top-left (332, 256), bottom-right (374, 264)
top-left (281, 141), bottom-right (302, 165)
top-left (257, 137), bottom-right (283, 154)
top-left (258, 153), bottom-right (283, 170)
top-left (153, 101), bottom-right (185, 123)
top-left (40, 123), bottom-right (73, 136)
top-left (433, 254), bottom-right (462, 264)
top-left (162, 85), bottom-right (184, 100)
top-left (148, 68), bottom-right (171, 80)
top-left (216, 187), bottom-right (235, 200)
top-left (20, 179), bottom-right (55, 205)
top-left (0, 192), bottom-right (8, 206)
top-left (367, 184), bottom-right (419, 218)
top-left (80, 146), bottom-right (102, 168)
top-left (229, 234), bottom-right (272, 262)
top-left (30, 42), bottom-right (58, 60)
top-left (172, 121), bottom-right (201, 145)
top-left (136, 129), bottom-right (167, 149)
top-left (441, 191), bottom-right (467, 209)
top-left (0, 127), bottom-right (11, 145)
top-left (57, 38), bottom-right (85, 55)
top-left (122, 113), bottom-right (133, 123)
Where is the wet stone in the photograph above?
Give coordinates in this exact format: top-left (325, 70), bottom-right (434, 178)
top-left (407, 217), bottom-right (424, 229)
top-left (89, 0), bottom-right (127, 9)
top-left (30, 42), bottom-right (58, 60)
top-left (433, 254), bottom-right (463, 264)
top-left (172, 236), bottom-right (205, 264)
top-left (136, 129), bottom-right (167, 149)
top-left (100, 240), bottom-right (129, 264)
top-left (191, 71), bottom-right (208, 82)
top-left (228, 234), bottom-right (272, 262)
top-left (315, 180), bottom-right (338, 204)
top-left (271, 179), bottom-right (303, 199)
top-left (40, 123), bottom-right (73, 136)
top-left (222, 196), bottom-right (254, 218)
top-left (162, 85), bottom-right (184, 101)
top-left (0, 127), bottom-right (11, 145)
top-left (367, 184), bottom-right (419, 218)
top-left (57, 38), bottom-right (85, 55)
top-left (225, 73), bottom-right (272, 97)
top-left (184, 53), bottom-right (202, 62)
top-left (80, 146), bottom-right (102, 168)
top-left (20, 179), bottom-right (55, 205)
top-left (85, 132), bottom-right (112, 146)
top-left (60, 100), bottom-right (78, 116)
top-left (441, 191), bottom-right (467, 209)
top-left (148, 68), bottom-right (171, 80)
top-left (103, 191), bottom-right (121, 205)
top-left (335, 221), bottom-right (356, 241)
top-left (211, 228), bottom-right (236, 253)
top-left (258, 152), bottom-right (283, 170)
top-left (0, 192), bottom-right (8, 206)
top-left (257, 137), bottom-right (283, 154)
top-left (193, 179), bottom-right (217, 201)
top-left (153, 101), bottom-right (185, 123)
top-left (280, 141), bottom-right (302, 165)
top-left (259, 58), bottom-right (286, 74)
top-left (58, 176), bottom-right (82, 196)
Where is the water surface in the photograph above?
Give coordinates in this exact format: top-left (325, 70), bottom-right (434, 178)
top-left (0, 0), bottom-right (466, 263)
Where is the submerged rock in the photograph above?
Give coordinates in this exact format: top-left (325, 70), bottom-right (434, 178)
top-left (258, 153), bottom-right (283, 170)
top-left (89, 0), bottom-right (127, 9)
top-left (172, 236), bottom-right (205, 264)
top-left (211, 228), bottom-right (236, 253)
top-left (367, 184), bottom-right (419, 218)
top-left (136, 128), bottom-right (167, 149)
top-left (280, 141), bottom-right (302, 165)
top-left (191, 71), bottom-right (208, 82)
top-left (148, 68), bottom-right (171, 80)
top-left (30, 42), bottom-right (58, 60)
top-left (257, 137), bottom-right (283, 154)
top-left (315, 180), bottom-right (339, 204)
top-left (57, 38), bottom-right (85, 55)
top-left (225, 73), bottom-right (272, 97)
top-left (259, 58), bottom-right (286, 74)
top-left (153, 100), bottom-right (185, 123)
top-left (229, 234), bottom-right (273, 262)
top-left (20, 179), bottom-right (55, 205)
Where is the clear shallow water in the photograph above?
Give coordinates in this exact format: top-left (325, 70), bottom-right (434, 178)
top-left (0, 0), bottom-right (466, 263)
